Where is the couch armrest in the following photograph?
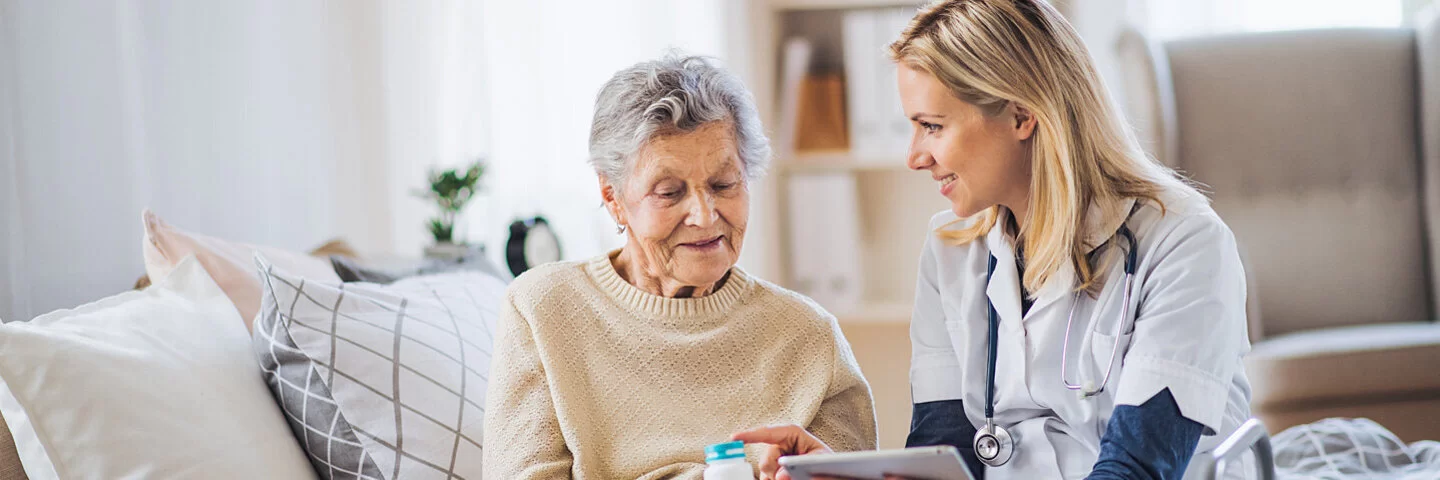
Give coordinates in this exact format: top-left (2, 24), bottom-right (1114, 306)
top-left (0, 410), bottom-right (26, 480)
top-left (1245, 323), bottom-right (1440, 408)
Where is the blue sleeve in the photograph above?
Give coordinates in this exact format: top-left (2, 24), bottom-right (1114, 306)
top-left (906, 400), bottom-right (985, 480)
top-left (1086, 388), bottom-right (1205, 480)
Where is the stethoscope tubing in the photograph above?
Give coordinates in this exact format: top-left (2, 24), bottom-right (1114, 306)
top-left (975, 220), bottom-right (1138, 468)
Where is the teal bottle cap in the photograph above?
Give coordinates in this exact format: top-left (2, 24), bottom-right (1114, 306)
top-left (705, 441), bottom-right (746, 462)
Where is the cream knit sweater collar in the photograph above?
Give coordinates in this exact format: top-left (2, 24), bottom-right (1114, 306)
top-left (585, 251), bottom-right (755, 318)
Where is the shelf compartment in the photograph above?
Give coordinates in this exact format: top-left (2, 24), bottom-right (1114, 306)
top-left (780, 151), bottom-right (910, 173)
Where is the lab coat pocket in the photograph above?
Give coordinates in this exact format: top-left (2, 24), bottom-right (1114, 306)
top-left (1086, 330), bottom-right (1133, 385)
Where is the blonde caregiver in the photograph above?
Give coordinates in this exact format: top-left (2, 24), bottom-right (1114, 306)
top-left (734, 1), bottom-right (1252, 479)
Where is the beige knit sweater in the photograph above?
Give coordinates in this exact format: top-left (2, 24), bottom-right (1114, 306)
top-left (483, 251), bottom-right (877, 479)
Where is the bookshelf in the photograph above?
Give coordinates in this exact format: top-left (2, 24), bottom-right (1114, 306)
top-left (744, 0), bottom-right (941, 326)
top-left (731, 0), bottom-right (937, 449)
top-left (731, 1), bottom-right (933, 449)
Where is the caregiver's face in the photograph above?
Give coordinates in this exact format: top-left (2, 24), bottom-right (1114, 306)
top-left (897, 63), bottom-right (1035, 218)
top-left (611, 121), bottom-right (748, 288)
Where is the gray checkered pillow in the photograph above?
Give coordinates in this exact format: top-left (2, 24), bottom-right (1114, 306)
top-left (252, 255), bottom-right (504, 480)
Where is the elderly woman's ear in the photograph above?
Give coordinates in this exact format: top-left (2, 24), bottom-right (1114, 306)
top-left (599, 175), bottom-right (627, 233)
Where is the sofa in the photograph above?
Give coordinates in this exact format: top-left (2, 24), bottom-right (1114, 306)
top-left (0, 417), bottom-right (18, 480)
top-left (1118, 11), bottom-right (1440, 442)
top-left (0, 211), bottom-right (511, 479)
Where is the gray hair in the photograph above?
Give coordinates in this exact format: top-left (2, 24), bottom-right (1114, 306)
top-left (588, 54), bottom-right (771, 186)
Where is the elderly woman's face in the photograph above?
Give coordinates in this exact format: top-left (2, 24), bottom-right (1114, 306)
top-left (610, 122), bottom-right (748, 288)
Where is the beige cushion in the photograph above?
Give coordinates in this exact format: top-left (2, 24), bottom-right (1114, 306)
top-left (0, 411), bottom-right (25, 480)
top-left (1246, 323), bottom-right (1440, 410)
top-left (1115, 26), bottom-right (1178, 168)
top-left (141, 209), bottom-right (341, 330)
top-left (1166, 29), bottom-right (1427, 337)
top-left (1117, 27), bottom-right (1270, 341)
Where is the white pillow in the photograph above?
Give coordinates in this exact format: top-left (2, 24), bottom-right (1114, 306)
top-left (0, 256), bottom-right (316, 479)
top-left (252, 256), bottom-right (504, 480)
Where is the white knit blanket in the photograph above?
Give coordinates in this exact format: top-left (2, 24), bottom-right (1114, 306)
top-left (1273, 418), bottom-right (1440, 479)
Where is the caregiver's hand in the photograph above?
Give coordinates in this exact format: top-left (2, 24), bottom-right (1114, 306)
top-left (731, 425), bottom-right (833, 480)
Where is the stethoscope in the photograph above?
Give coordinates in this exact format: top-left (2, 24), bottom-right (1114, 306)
top-left (972, 222), bottom-right (1139, 468)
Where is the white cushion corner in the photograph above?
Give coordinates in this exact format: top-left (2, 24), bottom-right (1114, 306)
top-left (0, 256), bottom-right (316, 479)
top-left (0, 373), bottom-right (58, 480)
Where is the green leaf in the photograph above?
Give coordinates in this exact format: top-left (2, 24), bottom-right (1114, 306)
top-left (419, 158), bottom-right (487, 237)
top-left (429, 218), bottom-right (454, 243)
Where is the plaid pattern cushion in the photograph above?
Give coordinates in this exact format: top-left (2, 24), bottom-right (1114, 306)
top-left (253, 256), bottom-right (504, 480)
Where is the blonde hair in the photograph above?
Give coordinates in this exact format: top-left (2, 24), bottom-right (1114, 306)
top-left (888, 0), bottom-right (1200, 294)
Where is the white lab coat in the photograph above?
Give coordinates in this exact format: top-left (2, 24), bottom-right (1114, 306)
top-left (909, 193), bottom-right (1254, 479)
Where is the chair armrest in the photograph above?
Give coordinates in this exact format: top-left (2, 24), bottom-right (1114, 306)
top-left (1198, 418), bottom-right (1275, 480)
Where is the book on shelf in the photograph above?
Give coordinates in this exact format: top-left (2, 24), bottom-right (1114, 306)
top-left (842, 7), bottom-right (915, 164)
top-left (795, 74), bottom-right (849, 152)
top-left (776, 37), bottom-right (813, 158)
top-left (786, 172), bottom-right (864, 315)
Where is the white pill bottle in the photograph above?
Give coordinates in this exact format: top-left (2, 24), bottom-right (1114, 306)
top-left (703, 441), bottom-right (754, 480)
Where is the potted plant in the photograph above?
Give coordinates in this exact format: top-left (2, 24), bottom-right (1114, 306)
top-left (415, 160), bottom-right (484, 259)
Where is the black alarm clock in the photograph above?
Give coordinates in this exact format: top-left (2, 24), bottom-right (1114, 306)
top-left (506, 216), bottom-right (562, 276)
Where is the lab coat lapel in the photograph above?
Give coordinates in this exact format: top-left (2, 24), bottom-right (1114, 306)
top-left (1027, 261), bottom-right (1076, 317)
top-left (984, 212), bottom-right (1024, 327)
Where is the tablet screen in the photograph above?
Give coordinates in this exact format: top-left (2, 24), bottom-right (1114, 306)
top-left (779, 446), bottom-right (976, 480)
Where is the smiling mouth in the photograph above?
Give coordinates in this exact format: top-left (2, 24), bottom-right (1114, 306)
top-left (680, 236), bottom-right (724, 248)
top-left (937, 173), bottom-right (957, 190)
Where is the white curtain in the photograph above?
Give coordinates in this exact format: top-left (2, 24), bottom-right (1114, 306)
top-left (0, 0), bottom-right (486, 322)
top-left (375, 0), bottom-right (490, 258)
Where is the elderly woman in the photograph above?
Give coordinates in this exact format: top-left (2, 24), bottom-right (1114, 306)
top-left (482, 55), bottom-right (877, 479)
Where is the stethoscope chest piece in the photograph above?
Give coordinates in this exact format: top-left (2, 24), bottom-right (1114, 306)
top-left (973, 421), bottom-right (1014, 467)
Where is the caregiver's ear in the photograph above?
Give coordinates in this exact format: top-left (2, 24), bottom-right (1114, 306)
top-left (1010, 102), bottom-right (1038, 141)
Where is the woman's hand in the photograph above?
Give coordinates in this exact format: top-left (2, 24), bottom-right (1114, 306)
top-left (730, 425), bottom-right (916, 480)
top-left (731, 424), bottom-right (833, 480)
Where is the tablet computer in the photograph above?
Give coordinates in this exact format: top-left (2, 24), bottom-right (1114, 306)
top-left (778, 446), bottom-right (976, 480)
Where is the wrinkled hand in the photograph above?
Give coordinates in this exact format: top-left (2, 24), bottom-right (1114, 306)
top-left (731, 424), bottom-right (833, 480)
